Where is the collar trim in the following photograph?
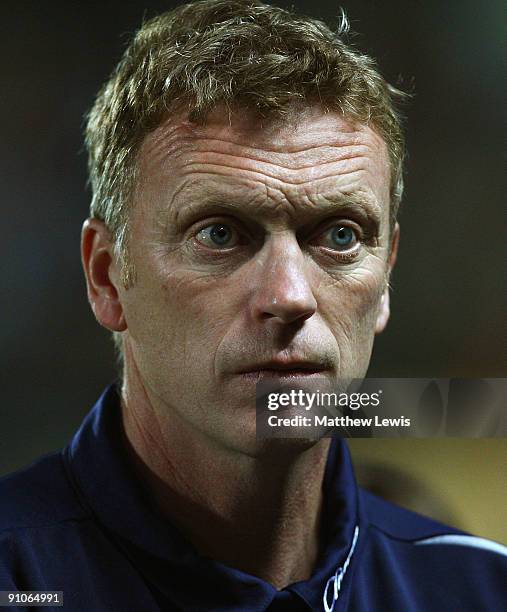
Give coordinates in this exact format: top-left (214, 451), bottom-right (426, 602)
top-left (323, 525), bottom-right (359, 612)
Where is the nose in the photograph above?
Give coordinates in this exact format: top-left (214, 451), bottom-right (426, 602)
top-left (249, 233), bottom-right (317, 325)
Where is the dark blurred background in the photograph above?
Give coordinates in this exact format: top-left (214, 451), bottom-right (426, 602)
top-left (1, 1), bottom-right (506, 541)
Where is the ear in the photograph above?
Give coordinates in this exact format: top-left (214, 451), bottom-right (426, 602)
top-left (375, 222), bottom-right (400, 334)
top-left (81, 218), bottom-right (127, 332)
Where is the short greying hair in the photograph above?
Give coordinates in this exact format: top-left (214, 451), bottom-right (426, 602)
top-left (85, 0), bottom-right (407, 365)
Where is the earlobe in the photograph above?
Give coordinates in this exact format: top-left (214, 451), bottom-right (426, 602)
top-left (375, 223), bottom-right (400, 335)
top-left (81, 218), bottom-right (127, 332)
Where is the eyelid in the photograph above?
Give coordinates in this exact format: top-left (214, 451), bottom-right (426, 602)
top-left (180, 205), bottom-right (260, 234)
top-left (307, 218), bottom-right (363, 243)
top-left (189, 215), bottom-right (244, 238)
top-left (190, 216), bottom-right (258, 253)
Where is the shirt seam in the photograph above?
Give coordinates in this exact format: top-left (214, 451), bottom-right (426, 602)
top-left (366, 521), bottom-right (464, 544)
top-left (0, 515), bottom-right (94, 537)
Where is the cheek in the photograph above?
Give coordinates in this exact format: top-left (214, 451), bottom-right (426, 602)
top-left (318, 263), bottom-right (385, 353)
top-left (154, 269), bottom-right (243, 368)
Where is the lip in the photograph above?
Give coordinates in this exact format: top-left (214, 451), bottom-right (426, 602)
top-left (237, 361), bottom-right (329, 381)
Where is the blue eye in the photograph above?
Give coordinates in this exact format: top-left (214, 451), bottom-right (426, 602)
top-left (323, 225), bottom-right (357, 251)
top-left (196, 223), bottom-right (239, 249)
top-left (331, 226), bottom-right (354, 247)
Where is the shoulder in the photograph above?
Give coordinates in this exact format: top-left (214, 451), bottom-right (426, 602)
top-left (359, 487), bottom-right (507, 576)
top-left (0, 452), bottom-right (89, 534)
top-left (352, 489), bottom-right (507, 610)
top-left (358, 487), bottom-right (463, 540)
top-left (0, 453), bottom-right (92, 587)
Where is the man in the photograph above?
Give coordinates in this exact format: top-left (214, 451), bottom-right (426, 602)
top-left (0, 1), bottom-right (505, 610)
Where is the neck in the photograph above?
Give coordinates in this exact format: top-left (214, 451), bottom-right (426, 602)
top-left (120, 367), bottom-right (331, 590)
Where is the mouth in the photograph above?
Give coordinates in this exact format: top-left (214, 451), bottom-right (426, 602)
top-left (237, 361), bottom-right (329, 381)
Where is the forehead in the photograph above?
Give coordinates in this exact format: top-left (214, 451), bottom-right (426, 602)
top-left (134, 105), bottom-right (391, 222)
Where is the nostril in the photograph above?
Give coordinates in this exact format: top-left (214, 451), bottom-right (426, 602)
top-left (261, 296), bottom-right (317, 325)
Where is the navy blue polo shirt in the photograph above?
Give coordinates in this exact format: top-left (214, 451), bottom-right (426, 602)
top-left (1, 384), bottom-right (506, 611)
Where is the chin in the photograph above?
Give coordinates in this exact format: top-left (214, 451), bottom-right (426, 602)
top-left (227, 432), bottom-right (325, 460)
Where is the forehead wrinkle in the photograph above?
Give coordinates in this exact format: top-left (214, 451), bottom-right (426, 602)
top-left (173, 158), bottom-right (373, 188)
top-left (176, 146), bottom-right (376, 180)
top-left (137, 122), bottom-right (199, 178)
top-left (168, 175), bottom-right (271, 226)
top-left (140, 133), bottom-right (381, 187)
top-left (138, 111), bottom-right (388, 178)
top-left (157, 133), bottom-right (386, 191)
top-left (186, 136), bottom-right (373, 166)
top-left (166, 171), bottom-right (384, 229)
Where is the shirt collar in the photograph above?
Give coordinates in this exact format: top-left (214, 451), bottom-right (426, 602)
top-left (63, 384), bottom-right (361, 611)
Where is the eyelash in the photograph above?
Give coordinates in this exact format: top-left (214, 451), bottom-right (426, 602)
top-left (190, 217), bottom-right (247, 249)
top-left (309, 221), bottom-right (362, 254)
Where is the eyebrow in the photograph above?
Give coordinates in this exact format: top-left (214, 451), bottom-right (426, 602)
top-left (311, 191), bottom-right (383, 225)
top-left (169, 181), bottom-right (383, 230)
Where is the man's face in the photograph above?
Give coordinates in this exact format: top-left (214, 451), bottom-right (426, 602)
top-left (117, 105), bottom-right (398, 454)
